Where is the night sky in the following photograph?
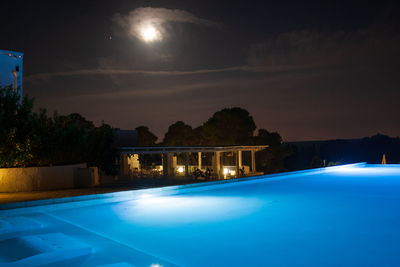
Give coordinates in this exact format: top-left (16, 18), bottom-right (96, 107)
top-left (1, 1), bottom-right (399, 141)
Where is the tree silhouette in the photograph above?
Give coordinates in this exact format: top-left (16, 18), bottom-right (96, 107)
top-left (201, 107), bottom-right (256, 145)
top-left (163, 121), bottom-right (195, 146)
top-left (135, 126), bottom-right (157, 146)
top-left (0, 86), bottom-right (115, 170)
top-left (254, 129), bottom-right (292, 173)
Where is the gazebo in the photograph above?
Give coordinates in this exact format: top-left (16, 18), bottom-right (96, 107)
top-left (118, 145), bottom-right (268, 179)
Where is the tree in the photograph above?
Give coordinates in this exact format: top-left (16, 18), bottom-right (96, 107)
top-left (201, 107), bottom-right (256, 145)
top-left (0, 86), bottom-right (35, 167)
top-left (59, 113), bottom-right (95, 129)
top-left (135, 126), bottom-right (159, 168)
top-left (163, 121), bottom-right (195, 146)
top-left (135, 126), bottom-right (157, 146)
top-left (192, 126), bottom-right (206, 146)
top-left (0, 85), bottom-right (115, 171)
top-left (87, 123), bottom-right (116, 175)
top-left (254, 129), bottom-right (282, 146)
top-left (253, 129), bottom-right (292, 173)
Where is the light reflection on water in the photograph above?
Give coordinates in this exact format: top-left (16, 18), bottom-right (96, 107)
top-left (113, 195), bottom-right (268, 226)
top-left (325, 165), bottom-right (400, 176)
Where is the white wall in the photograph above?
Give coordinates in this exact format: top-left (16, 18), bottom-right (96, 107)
top-left (0, 50), bottom-right (23, 92)
top-left (0, 163), bottom-right (86, 192)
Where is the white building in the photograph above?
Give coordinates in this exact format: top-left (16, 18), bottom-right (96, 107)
top-left (0, 50), bottom-right (24, 104)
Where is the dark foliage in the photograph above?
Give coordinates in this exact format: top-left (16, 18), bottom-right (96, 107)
top-left (135, 126), bottom-right (157, 146)
top-left (0, 86), bottom-right (115, 172)
top-left (163, 121), bottom-right (195, 146)
top-left (254, 129), bottom-right (292, 173)
top-left (201, 107), bottom-right (256, 145)
top-left (135, 126), bottom-right (160, 167)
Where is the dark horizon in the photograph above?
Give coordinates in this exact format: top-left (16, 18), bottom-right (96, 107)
top-left (1, 0), bottom-right (399, 141)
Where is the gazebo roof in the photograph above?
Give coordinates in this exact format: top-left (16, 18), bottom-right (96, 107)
top-left (118, 145), bottom-right (268, 155)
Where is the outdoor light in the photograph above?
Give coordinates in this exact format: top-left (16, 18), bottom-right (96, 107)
top-left (177, 166), bottom-right (184, 173)
top-left (223, 168), bottom-right (236, 176)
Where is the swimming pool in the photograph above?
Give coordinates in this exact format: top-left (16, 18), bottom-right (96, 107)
top-left (1, 163), bottom-right (400, 266)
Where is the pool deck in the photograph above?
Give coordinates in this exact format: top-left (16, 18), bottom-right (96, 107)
top-left (0, 186), bottom-right (142, 204)
top-left (0, 177), bottom-right (210, 205)
top-left (0, 171), bottom-right (275, 206)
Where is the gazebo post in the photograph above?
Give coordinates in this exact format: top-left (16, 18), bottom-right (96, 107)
top-left (185, 152), bottom-right (190, 176)
top-left (235, 150), bottom-right (239, 177)
top-left (213, 151), bottom-right (221, 179)
top-left (238, 150), bottom-right (243, 173)
top-left (162, 153), bottom-right (171, 177)
top-left (167, 154), bottom-right (175, 176)
top-left (220, 152), bottom-right (224, 179)
top-left (172, 155), bottom-right (177, 174)
top-left (120, 154), bottom-right (129, 177)
top-left (198, 152), bottom-right (202, 170)
top-left (251, 150), bottom-right (256, 173)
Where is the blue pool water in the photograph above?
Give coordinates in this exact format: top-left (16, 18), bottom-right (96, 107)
top-left (1, 164), bottom-right (400, 266)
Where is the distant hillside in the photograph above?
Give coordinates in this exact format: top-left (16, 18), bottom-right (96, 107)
top-left (284, 134), bottom-right (400, 170)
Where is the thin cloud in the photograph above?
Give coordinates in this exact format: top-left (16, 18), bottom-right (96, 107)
top-left (248, 29), bottom-right (400, 69)
top-left (24, 64), bottom-right (312, 83)
top-left (113, 7), bottom-right (222, 41)
top-left (25, 67), bottom-right (243, 82)
top-left (76, 80), bottom-right (232, 98)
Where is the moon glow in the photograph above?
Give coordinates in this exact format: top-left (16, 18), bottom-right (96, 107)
top-left (140, 25), bottom-right (161, 42)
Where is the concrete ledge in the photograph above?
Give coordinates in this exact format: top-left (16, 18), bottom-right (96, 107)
top-left (0, 164), bottom-right (86, 192)
top-left (0, 163), bottom-right (367, 214)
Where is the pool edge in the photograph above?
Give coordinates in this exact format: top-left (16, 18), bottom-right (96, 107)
top-left (0, 162), bottom-right (367, 213)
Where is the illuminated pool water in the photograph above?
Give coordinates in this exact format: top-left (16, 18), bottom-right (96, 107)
top-left (1, 163), bottom-right (400, 266)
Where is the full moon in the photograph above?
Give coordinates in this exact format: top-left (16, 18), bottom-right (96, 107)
top-left (140, 25), bottom-right (161, 42)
